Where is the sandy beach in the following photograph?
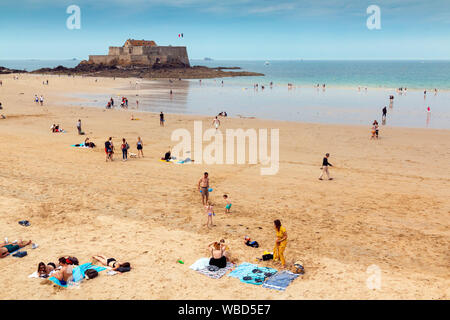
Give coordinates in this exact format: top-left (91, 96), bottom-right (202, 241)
top-left (0, 73), bottom-right (449, 300)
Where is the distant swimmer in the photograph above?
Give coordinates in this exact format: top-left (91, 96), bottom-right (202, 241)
top-left (427, 106), bottom-right (431, 113)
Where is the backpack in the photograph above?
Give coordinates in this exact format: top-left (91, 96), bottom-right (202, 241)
top-left (126, 143), bottom-right (130, 150)
top-left (84, 269), bottom-right (98, 279)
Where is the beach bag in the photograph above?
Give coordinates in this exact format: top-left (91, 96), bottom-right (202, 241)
top-left (262, 253), bottom-right (273, 261)
top-left (84, 269), bottom-right (98, 279)
top-left (245, 240), bottom-right (259, 248)
top-left (126, 143), bottom-right (130, 150)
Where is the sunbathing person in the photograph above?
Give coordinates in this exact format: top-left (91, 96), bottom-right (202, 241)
top-left (0, 240), bottom-right (32, 258)
top-left (37, 261), bottom-right (57, 278)
top-left (92, 254), bottom-right (131, 272)
top-left (52, 257), bottom-right (74, 284)
top-left (208, 242), bottom-right (227, 268)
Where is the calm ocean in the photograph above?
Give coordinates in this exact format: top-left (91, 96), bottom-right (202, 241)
top-left (2, 59), bottom-right (449, 128)
top-left (1, 59), bottom-right (450, 90)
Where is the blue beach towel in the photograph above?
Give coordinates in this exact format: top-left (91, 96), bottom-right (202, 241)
top-left (228, 262), bottom-right (277, 286)
top-left (262, 270), bottom-right (299, 291)
top-left (48, 263), bottom-right (107, 288)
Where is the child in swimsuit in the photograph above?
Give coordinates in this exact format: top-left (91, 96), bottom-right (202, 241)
top-left (223, 194), bottom-right (232, 214)
top-left (205, 202), bottom-right (215, 228)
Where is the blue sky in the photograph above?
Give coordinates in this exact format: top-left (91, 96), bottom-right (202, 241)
top-left (1, 0), bottom-right (449, 60)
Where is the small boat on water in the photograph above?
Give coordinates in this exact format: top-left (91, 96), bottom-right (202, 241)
top-left (264, 61), bottom-right (270, 65)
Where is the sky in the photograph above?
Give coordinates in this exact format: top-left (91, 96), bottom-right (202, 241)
top-left (0, 0), bottom-right (449, 60)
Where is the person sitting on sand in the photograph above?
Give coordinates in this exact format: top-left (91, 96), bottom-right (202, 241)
top-left (0, 240), bottom-right (32, 258)
top-left (92, 254), bottom-right (131, 273)
top-left (37, 261), bottom-right (57, 278)
top-left (84, 137), bottom-right (95, 148)
top-left (52, 257), bottom-right (74, 285)
top-left (219, 239), bottom-right (235, 263)
top-left (161, 148), bottom-right (171, 161)
top-left (208, 242), bottom-right (226, 268)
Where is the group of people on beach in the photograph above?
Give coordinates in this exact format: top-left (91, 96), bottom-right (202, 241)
top-left (197, 170), bottom-right (291, 268)
top-left (34, 94), bottom-right (44, 105)
top-left (37, 255), bottom-right (131, 284)
top-left (104, 136), bottom-right (144, 161)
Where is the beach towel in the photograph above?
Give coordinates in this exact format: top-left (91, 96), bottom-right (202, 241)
top-left (71, 143), bottom-right (88, 148)
top-left (189, 258), bottom-right (210, 271)
top-left (262, 270), bottom-right (299, 291)
top-left (48, 263), bottom-right (107, 288)
top-left (228, 262), bottom-right (277, 286)
top-left (196, 262), bottom-right (234, 279)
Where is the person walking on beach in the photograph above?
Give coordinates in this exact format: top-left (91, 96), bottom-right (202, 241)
top-left (319, 153), bottom-right (333, 180)
top-left (382, 106), bottom-right (387, 121)
top-left (198, 172), bottom-right (210, 205)
top-left (212, 116), bottom-right (220, 131)
top-left (121, 138), bottom-right (129, 161)
top-left (105, 137), bottom-right (114, 162)
top-left (39, 95), bottom-right (44, 106)
top-left (273, 220), bottom-right (287, 268)
top-left (136, 137), bottom-right (144, 158)
top-left (160, 112), bottom-right (165, 127)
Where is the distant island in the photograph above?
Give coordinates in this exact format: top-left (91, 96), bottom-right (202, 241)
top-left (1, 39), bottom-right (263, 79)
top-left (204, 57), bottom-right (213, 61)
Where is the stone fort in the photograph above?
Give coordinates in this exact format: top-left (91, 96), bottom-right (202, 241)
top-left (88, 39), bottom-right (190, 67)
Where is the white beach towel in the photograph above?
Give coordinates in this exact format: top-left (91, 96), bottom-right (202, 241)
top-left (189, 258), bottom-right (210, 271)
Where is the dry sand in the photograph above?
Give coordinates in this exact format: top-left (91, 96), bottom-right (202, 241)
top-left (0, 74), bottom-right (449, 299)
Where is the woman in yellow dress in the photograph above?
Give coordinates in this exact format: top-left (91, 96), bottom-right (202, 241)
top-left (273, 219), bottom-right (288, 267)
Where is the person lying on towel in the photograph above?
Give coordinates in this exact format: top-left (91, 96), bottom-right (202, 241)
top-left (0, 240), bottom-right (32, 258)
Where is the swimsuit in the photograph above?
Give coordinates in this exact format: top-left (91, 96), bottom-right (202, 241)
top-left (107, 258), bottom-right (117, 268)
top-left (225, 203), bottom-right (232, 210)
top-left (4, 244), bottom-right (19, 253)
top-left (209, 256), bottom-right (226, 268)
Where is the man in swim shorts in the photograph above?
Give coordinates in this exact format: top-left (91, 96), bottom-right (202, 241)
top-left (198, 172), bottom-right (210, 205)
top-left (0, 240), bottom-right (32, 258)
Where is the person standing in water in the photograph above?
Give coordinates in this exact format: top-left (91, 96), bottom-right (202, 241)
top-left (198, 172), bottom-right (210, 205)
top-left (382, 106), bottom-right (387, 121)
top-left (319, 153), bottom-right (333, 180)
